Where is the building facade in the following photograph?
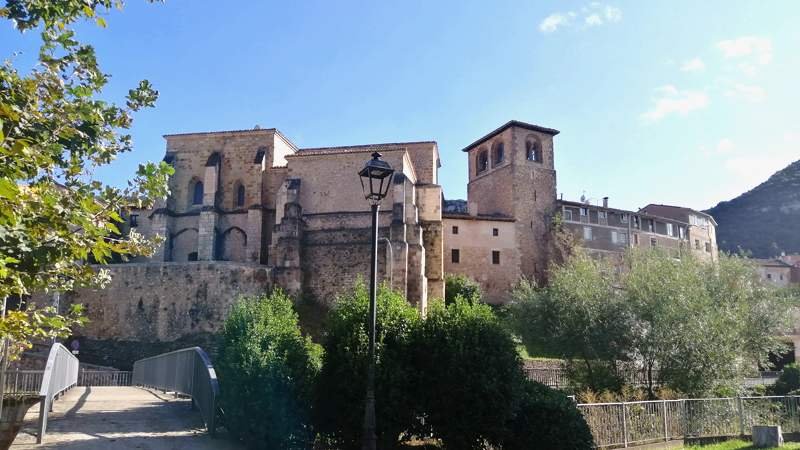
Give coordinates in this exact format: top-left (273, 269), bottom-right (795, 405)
top-left (57, 120), bottom-right (720, 363)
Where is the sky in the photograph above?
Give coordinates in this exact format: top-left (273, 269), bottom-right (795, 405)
top-left (2, 0), bottom-right (799, 211)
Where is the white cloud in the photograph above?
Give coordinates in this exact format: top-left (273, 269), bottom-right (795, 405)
top-left (716, 138), bottom-right (734, 154)
top-left (540, 3), bottom-right (621, 33)
top-left (716, 36), bottom-right (772, 75)
top-left (585, 14), bottom-right (603, 26)
top-left (539, 13), bottom-right (571, 33)
top-left (680, 57), bottom-right (705, 72)
top-left (641, 85), bottom-right (710, 122)
top-left (724, 83), bottom-right (766, 102)
top-left (717, 36), bottom-right (772, 64)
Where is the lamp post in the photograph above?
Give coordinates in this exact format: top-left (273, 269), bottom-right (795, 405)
top-left (358, 152), bottom-right (395, 450)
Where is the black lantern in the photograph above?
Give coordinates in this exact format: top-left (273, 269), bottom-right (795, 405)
top-left (358, 152), bottom-right (395, 205)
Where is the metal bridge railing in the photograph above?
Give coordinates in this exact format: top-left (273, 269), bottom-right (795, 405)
top-left (2, 369), bottom-right (44, 394)
top-left (132, 347), bottom-right (219, 436)
top-left (37, 343), bottom-right (79, 443)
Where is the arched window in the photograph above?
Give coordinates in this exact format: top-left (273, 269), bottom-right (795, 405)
top-left (236, 184), bottom-right (245, 207)
top-left (525, 140), bottom-right (542, 162)
top-left (477, 149), bottom-right (489, 174)
top-left (192, 181), bottom-right (204, 205)
top-left (492, 142), bottom-right (505, 166)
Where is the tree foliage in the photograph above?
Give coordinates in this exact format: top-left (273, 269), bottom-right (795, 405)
top-left (510, 249), bottom-right (795, 397)
top-left (408, 296), bottom-right (526, 449)
top-left (0, 1), bottom-right (172, 352)
top-left (217, 290), bottom-right (321, 449)
top-left (444, 273), bottom-right (482, 304)
top-left (503, 380), bottom-right (594, 450)
top-left (510, 253), bottom-right (633, 391)
top-left (313, 282), bottom-right (420, 449)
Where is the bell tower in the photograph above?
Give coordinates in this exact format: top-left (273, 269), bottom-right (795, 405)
top-left (462, 120), bottom-right (559, 281)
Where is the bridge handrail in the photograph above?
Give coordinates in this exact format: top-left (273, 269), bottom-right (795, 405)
top-left (37, 343), bottom-right (79, 443)
top-left (132, 346), bottom-right (219, 436)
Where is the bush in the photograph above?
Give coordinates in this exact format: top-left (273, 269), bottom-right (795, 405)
top-left (314, 282), bottom-right (420, 449)
top-left (503, 380), bottom-right (594, 450)
top-left (408, 297), bottom-right (525, 449)
top-left (444, 273), bottom-right (482, 304)
top-left (771, 363), bottom-right (800, 395)
top-left (216, 290), bottom-right (321, 450)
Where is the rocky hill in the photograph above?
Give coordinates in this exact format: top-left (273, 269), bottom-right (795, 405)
top-left (705, 159), bottom-right (800, 257)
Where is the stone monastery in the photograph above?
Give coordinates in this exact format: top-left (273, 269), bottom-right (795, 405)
top-left (62, 120), bottom-right (718, 364)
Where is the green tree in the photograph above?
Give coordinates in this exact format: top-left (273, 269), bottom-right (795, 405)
top-left (0, 1), bottom-right (172, 352)
top-left (509, 252), bottom-right (633, 391)
top-left (314, 282), bottom-right (420, 449)
top-left (409, 296), bottom-right (526, 449)
top-left (510, 249), bottom-right (795, 397)
top-left (217, 290), bottom-right (321, 449)
top-left (444, 273), bottom-right (482, 304)
top-left (624, 250), bottom-right (793, 396)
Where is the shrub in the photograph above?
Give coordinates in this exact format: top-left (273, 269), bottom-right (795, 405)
top-left (408, 296), bottom-right (525, 449)
top-left (771, 363), bottom-right (800, 395)
top-left (444, 273), bottom-right (482, 304)
top-left (216, 290), bottom-right (321, 449)
top-left (314, 282), bottom-right (420, 449)
top-left (503, 380), bottom-right (594, 450)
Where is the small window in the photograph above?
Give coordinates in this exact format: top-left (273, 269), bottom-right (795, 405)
top-left (611, 230), bottom-right (618, 243)
top-left (583, 226), bottom-right (593, 241)
top-left (780, 274), bottom-right (784, 281)
top-left (477, 150), bottom-right (489, 174)
top-left (679, 227), bottom-right (685, 239)
top-left (192, 181), bottom-right (204, 205)
top-left (564, 210), bottom-right (573, 221)
top-left (705, 242), bottom-right (711, 253)
top-left (633, 233), bottom-right (639, 245)
top-left (236, 184), bottom-right (245, 207)
top-left (188, 252), bottom-right (198, 261)
top-left (619, 232), bottom-right (628, 244)
top-left (633, 216), bottom-right (640, 229)
top-left (650, 238), bottom-right (658, 248)
top-left (452, 226), bottom-right (459, 235)
top-left (621, 214), bottom-right (629, 223)
top-left (492, 251), bottom-right (500, 265)
top-left (580, 208), bottom-right (588, 217)
top-left (767, 273), bottom-right (772, 280)
top-left (647, 220), bottom-right (654, 232)
top-left (695, 239), bottom-right (701, 250)
top-left (599, 211), bottom-right (607, 220)
top-left (667, 223), bottom-right (673, 237)
top-left (451, 249), bottom-right (460, 264)
top-left (492, 142), bottom-right (505, 166)
top-left (493, 228), bottom-right (499, 237)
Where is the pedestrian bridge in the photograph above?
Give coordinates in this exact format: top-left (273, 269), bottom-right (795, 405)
top-left (6, 345), bottom-right (237, 449)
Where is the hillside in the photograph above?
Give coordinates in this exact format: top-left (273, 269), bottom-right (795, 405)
top-left (705, 159), bottom-right (800, 258)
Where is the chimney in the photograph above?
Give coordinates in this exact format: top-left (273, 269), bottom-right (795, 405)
top-left (602, 197), bottom-right (609, 208)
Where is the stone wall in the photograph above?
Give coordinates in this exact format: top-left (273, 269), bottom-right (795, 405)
top-left (61, 262), bottom-right (272, 343)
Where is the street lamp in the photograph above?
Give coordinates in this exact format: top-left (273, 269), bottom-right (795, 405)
top-left (357, 152), bottom-right (395, 450)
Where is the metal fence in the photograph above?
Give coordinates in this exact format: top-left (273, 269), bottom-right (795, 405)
top-left (2, 369), bottom-right (44, 394)
top-left (78, 370), bottom-right (132, 387)
top-left (525, 367), bottom-right (661, 389)
top-left (132, 347), bottom-right (219, 436)
top-left (37, 343), bottom-right (79, 444)
top-left (578, 396), bottom-right (800, 448)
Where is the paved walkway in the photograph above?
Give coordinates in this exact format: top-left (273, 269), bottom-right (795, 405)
top-left (11, 387), bottom-right (242, 449)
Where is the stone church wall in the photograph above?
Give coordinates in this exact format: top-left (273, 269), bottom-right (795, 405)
top-left (55, 262), bottom-right (272, 368)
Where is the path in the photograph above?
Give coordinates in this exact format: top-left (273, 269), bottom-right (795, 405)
top-left (11, 386), bottom-right (242, 449)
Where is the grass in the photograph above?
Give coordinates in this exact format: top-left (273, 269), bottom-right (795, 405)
top-left (684, 439), bottom-right (800, 449)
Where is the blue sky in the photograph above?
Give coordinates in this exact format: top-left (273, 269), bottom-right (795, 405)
top-left (3, 1), bottom-right (799, 211)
